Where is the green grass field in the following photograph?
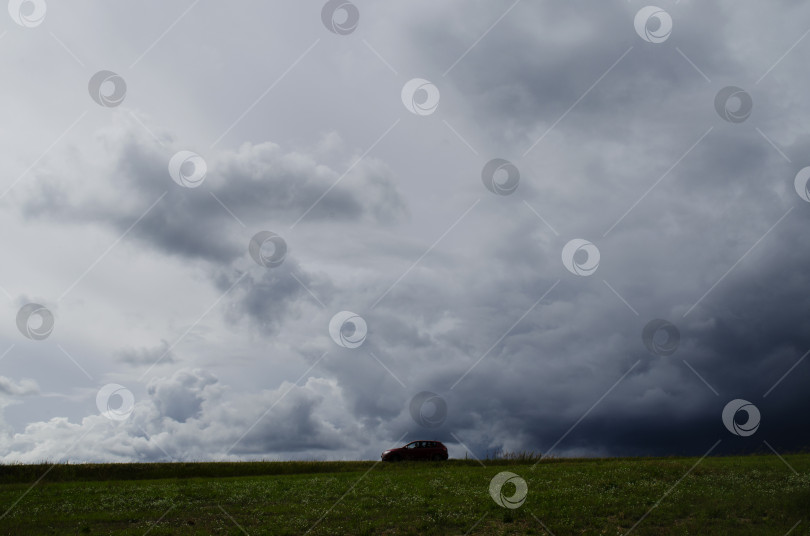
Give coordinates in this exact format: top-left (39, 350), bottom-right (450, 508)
top-left (0, 454), bottom-right (808, 535)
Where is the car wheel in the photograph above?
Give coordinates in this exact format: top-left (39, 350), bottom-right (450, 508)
top-left (432, 454), bottom-right (443, 461)
top-left (391, 455), bottom-right (402, 462)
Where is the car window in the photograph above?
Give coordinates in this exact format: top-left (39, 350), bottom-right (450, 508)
top-left (406, 443), bottom-right (416, 449)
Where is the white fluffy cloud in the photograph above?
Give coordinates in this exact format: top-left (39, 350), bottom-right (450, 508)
top-left (0, 369), bottom-right (381, 463)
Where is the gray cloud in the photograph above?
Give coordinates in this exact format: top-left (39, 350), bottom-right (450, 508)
top-left (19, 115), bottom-right (407, 265)
top-left (0, 376), bottom-right (39, 397)
top-left (0, 0), bottom-right (808, 463)
top-left (118, 341), bottom-right (175, 366)
top-left (146, 368), bottom-right (217, 423)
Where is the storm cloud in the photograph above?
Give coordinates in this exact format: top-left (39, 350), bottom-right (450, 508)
top-left (0, 0), bottom-right (808, 463)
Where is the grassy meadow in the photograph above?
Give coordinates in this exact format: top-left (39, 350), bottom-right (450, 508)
top-left (0, 454), bottom-right (807, 535)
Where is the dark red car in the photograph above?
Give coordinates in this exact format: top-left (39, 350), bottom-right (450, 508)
top-left (381, 440), bottom-right (448, 461)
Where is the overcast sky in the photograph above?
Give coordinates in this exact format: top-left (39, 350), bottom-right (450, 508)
top-left (0, 0), bottom-right (809, 463)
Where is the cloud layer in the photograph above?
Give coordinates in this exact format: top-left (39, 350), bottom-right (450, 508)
top-left (0, 1), bottom-right (808, 462)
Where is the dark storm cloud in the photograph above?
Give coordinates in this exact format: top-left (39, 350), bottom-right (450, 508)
top-left (380, 201), bottom-right (810, 458)
top-left (16, 115), bottom-right (405, 338)
top-left (19, 117), bottom-right (407, 265)
top-left (214, 259), bottom-right (332, 334)
top-left (315, 0), bottom-right (810, 458)
top-left (417, 1), bottom-right (765, 143)
top-left (4, 0), bottom-right (810, 463)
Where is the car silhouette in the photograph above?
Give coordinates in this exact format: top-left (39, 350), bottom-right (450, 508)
top-left (381, 440), bottom-right (448, 461)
